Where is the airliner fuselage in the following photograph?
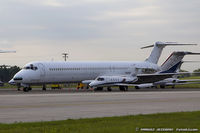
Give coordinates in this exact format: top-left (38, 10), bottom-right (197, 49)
top-left (12, 61), bottom-right (160, 85)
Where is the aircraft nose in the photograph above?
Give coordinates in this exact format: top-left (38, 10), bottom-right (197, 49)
top-left (89, 82), bottom-right (94, 87)
top-left (89, 81), bottom-right (97, 87)
top-left (9, 79), bottom-right (16, 85)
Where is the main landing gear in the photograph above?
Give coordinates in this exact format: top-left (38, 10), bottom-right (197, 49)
top-left (23, 87), bottom-right (32, 92)
top-left (22, 84), bottom-right (47, 92)
top-left (107, 87), bottom-right (112, 91)
top-left (94, 87), bottom-right (103, 91)
top-left (119, 86), bottom-right (128, 91)
top-left (17, 83), bottom-right (21, 91)
top-left (42, 85), bottom-right (46, 91)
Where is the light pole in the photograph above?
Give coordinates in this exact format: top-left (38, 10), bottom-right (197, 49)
top-left (62, 53), bottom-right (68, 61)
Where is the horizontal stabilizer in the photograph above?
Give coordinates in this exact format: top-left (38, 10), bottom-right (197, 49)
top-left (183, 61), bottom-right (200, 63)
top-left (167, 82), bottom-right (200, 86)
top-left (0, 50), bottom-right (16, 53)
top-left (141, 42), bottom-right (197, 49)
top-left (141, 45), bottom-right (154, 49)
top-left (183, 52), bottom-right (200, 55)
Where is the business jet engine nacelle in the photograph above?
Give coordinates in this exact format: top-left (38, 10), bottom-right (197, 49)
top-left (153, 78), bottom-right (178, 86)
top-left (89, 76), bottom-right (138, 87)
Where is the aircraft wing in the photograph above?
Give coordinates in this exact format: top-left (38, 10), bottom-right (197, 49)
top-left (135, 73), bottom-right (184, 84)
top-left (177, 79), bottom-right (200, 83)
top-left (165, 82), bottom-right (200, 86)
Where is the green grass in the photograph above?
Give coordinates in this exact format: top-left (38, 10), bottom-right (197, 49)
top-left (0, 111), bottom-right (200, 133)
top-left (174, 84), bottom-right (200, 88)
top-left (0, 83), bottom-right (16, 89)
top-left (180, 76), bottom-right (200, 80)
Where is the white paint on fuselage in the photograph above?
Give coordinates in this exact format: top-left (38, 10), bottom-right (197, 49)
top-left (13, 61), bottom-right (161, 85)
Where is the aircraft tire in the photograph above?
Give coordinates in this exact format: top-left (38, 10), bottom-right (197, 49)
top-left (119, 86), bottom-right (127, 91)
top-left (107, 87), bottom-right (112, 91)
top-left (95, 87), bottom-right (103, 91)
top-left (42, 85), bottom-right (46, 91)
top-left (135, 86), bottom-right (140, 89)
top-left (160, 85), bottom-right (165, 88)
top-left (23, 87), bottom-right (29, 92)
top-left (125, 86), bottom-right (128, 91)
top-left (28, 87), bottom-right (32, 91)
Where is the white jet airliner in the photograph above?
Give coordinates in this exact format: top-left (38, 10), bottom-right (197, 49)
top-left (9, 42), bottom-right (197, 92)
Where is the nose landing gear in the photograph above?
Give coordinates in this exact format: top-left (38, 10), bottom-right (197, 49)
top-left (119, 86), bottom-right (128, 91)
top-left (107, 87), bottom-right (112, 91)
top-left (42, 85), bottom-right (46, 91)
top-left (23, 87), bottom-right (32, 92)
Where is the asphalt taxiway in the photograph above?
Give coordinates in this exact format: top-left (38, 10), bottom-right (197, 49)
top-left (0, 89), bottom-right (200, 123)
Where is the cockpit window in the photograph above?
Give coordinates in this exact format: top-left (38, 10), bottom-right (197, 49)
top-left (97, 77), bottom-right (104, 81)
top-left (23, 64), bottom-right (38, 70)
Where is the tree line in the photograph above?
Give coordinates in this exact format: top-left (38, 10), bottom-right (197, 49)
top-left (0, 65), bottom-right (21, 82)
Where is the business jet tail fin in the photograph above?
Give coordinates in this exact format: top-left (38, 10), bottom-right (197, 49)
top-left (160, 51), bottom-right (200, 73)
top-left (141, 42), bottom-right (197, 64)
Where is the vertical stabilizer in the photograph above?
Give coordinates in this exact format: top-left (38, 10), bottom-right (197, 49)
top-left (160, 52), bottom-right (200, 73)
top-left (141, 42), bottom-right (197, 64)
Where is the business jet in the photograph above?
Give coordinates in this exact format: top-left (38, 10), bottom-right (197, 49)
top-left (135, 78), bottom-right (200, 89)
top-left (134, 51), bottom-right (200, 89)
top-left (9, 42), bottom-right (197, 92)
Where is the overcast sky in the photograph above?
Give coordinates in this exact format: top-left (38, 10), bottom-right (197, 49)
top-left (0, 0), bottom-right (199, 71)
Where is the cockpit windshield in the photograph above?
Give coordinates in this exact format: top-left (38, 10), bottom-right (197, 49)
top-left (97, 77), bottom-right (105, 81)
top-left (23, 64), bottom-right (38, 70)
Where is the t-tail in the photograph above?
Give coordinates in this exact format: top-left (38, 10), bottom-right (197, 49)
top-left (141, 41), bottom-right (197, 64)
top-left (160, 51), bottom-right (200, 73)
